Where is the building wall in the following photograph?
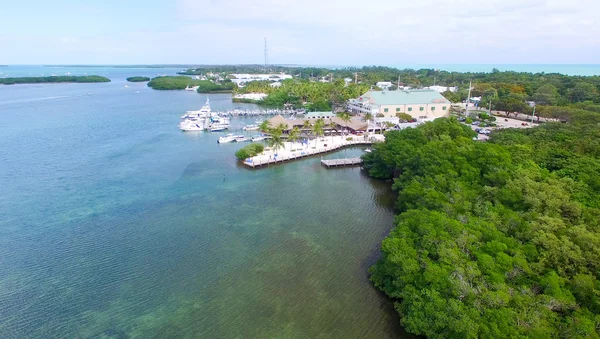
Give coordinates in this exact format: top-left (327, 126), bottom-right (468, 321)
top-left (378, 104), bottom-right (450, 119)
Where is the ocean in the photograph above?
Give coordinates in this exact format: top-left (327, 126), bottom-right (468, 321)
top-left (0, 66), bottom-right (411, 338)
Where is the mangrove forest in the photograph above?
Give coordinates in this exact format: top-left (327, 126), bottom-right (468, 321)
top-left (363, 112), bottom-right (600, 338)
top-left (0, 75), bottom-right (110, 85)
top-left (126, 76), bottom-right (150, 82)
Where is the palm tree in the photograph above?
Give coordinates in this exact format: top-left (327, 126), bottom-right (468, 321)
top-left (336, 112), bottom-right (351, 136)
top-left (275, 122), bottom-right (288, 134)
top-left (302, 120), bottom-right (311, 129)
top-left (288, 126), bottom-right (300, 150)
top-left (364, 113), bottom-right (373, 123)
top-left (312, 118), bottom-right (325, 147)
top-left (268, 134), bottom-right (284, 154)
top-left (259, 120), bottom-right (271, 133)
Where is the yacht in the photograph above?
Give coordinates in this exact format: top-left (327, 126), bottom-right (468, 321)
top-left (185, 86), bottom-right (200, 91)
top-left (218, 134), bottom-right (241, 143)
top-left (181, 98), bottom-right (212, 119)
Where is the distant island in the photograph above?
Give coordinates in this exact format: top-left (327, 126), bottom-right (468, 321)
top-left (0, 75), bottom-right (110, 85)
top-left (147, 76), bottom-right (234, 93)
top-left (126, 76), bottom-right (150, 82)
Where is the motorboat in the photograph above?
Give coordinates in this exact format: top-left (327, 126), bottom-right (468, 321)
top-left (180, 122), bottom-right (205, 132)
top-left (218, 134), bottom-right (242, 143)
top-left (243, 124), bottom-right (260, 131)
top-left (364, 148), bottom-right (372, 153)
top-left (210, 124), bottom-right (229, 132)
top-left (251, 135), bottom-right (270, 142)
top-left (235, 135), bottom-right (251, 142)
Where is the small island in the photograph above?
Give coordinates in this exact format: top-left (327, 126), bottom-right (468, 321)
top-left (0, 75), bottom-right (110, 85)
top-left (147, 76), bottom-right (235, 93)
top-left (126, 76), bottom-right (151, 82)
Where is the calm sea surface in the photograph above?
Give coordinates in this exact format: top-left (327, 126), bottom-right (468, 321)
top-left (0, 67), bottom-right (410, 338)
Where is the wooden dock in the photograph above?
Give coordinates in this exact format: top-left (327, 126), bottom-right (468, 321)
top-left (321, 158), bottom-right (363, 168)
top-left (243, 140), bottom-right (371, 168)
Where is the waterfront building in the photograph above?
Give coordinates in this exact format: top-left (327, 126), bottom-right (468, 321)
top-left (267, 115), bottom-right (368, 134)
top-left (304, 111), bottom-right (335, 120)
top-left (376, 82), bottom-right (393, 90)
top-left (347, 89), bottom-right (451, 120)
top-left (426, 85), bottom-right (458, 93)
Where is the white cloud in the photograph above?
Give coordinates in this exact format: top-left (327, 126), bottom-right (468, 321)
top-left (2, 0), bottom-right (598, 64)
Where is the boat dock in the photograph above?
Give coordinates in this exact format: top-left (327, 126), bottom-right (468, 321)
top-left (243, 140), bottom-right (371, 168)
top-left (321, 158), bottom-right (363, 168)
top-left (215, 109), bottom-right (302, 117)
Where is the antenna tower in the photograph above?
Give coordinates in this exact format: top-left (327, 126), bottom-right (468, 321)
top-left (264, 37), bottom-right (269, 71)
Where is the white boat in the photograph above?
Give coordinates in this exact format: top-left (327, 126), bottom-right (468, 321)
top-left (235, 135), bottom-right (251, 142)
top-left (180, 122), bottom-right (205, 131)
top-left (243, 124), bottom-right (260, 131)
top-left (185, 86), bottom-right (199, 91)
top-left (181, 98), bottom-right (212, 119)
top-left (364, 148), bottom-right (372, 153)
top-left (218, 134), bottom-right (242, 143)
top-left (210, 124), bottom-right (229, 132)
top-left (251, 135), bottom-right (269, 142)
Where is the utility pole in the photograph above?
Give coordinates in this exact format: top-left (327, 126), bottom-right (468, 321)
top-left (488, 101), bottom-right (492, 115)
top-left (531, 103), bottom-right (536, 124)
top-left (465, 80), bottom-right (472, 117)
top-left (397, 74), bottom-right (400, 90)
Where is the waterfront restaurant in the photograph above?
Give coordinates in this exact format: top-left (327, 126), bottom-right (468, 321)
top-left (266, 115), bottom-right (368, 135)
top-left (347, 89), bottom-right (451, 120)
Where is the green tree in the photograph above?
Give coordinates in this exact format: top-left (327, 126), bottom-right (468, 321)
top-left (312, 118), bottom-right (325, 147)
top-left (336, 112), bottom-right (351, 136)
top-left (259, 120), bottom-right (271, 133)
top-left (533, 84), bottom-right (560, 105)
top-left (288, 126), bottom-right (301, 150)
top-left (568, 82), bottom-right (598, 103)
top-left (396, 113), bottom-right (413, 122)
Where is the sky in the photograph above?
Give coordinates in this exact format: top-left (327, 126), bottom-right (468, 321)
top-left (1, 0), bottom-right (599, 65)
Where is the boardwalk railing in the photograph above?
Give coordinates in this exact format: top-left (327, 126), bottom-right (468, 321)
top-left (243, 140), bottom-right (372, 168)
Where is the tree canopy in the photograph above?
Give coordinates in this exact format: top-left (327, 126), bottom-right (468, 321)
top-left (363, 116), bottom-right (600, 338)
top-left (126, 76), bottom-right (150, 82)
top-left (0, 75), bottom-right (110, 85)
top-left (147, 76), bottom-right (235, 92)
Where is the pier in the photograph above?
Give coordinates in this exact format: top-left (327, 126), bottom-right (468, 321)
top-left (321, 158), bottom-right (363, 168)
top-left (215, 109), bottom-right (303, 117)
top-left (243, 137), bottom-right (374, 168)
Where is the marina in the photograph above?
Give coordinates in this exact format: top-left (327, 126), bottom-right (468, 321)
top-left (242, 136), bottom-right (375, 168)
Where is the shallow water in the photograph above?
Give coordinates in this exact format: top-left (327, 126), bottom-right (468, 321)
top-left (0, 67), bottom-right (411, 338)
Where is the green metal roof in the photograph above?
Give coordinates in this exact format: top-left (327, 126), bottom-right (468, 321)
top-left (304, 111), bottom-right (335, 118)
top-left (365, 90), bottom-right (450, 105)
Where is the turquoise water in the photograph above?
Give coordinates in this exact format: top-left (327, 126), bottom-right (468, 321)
top-left (0, 68), bottom-right (409, 338)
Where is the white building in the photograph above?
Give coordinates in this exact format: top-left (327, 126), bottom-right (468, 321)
top-left (233, 93), bottom-right (268, 101)
top-left (348, 90), bottom-right (451, 120)
top-left (230, 73), bottom-right (293, 86)
top-left (426, 85), bottom-right (458, 93)
top-left (376, 81), bottom-right (393, 90)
